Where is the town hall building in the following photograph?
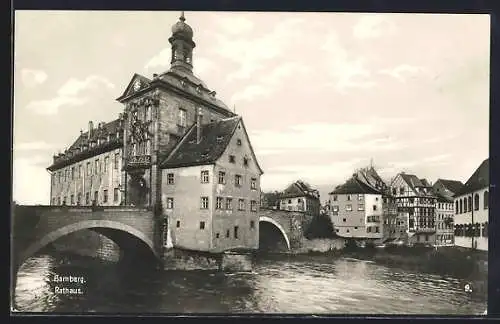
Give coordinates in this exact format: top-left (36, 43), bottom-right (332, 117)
top-left (47, 12), bottom-right (264, 253)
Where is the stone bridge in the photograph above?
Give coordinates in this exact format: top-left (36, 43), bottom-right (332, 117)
top-left (259, 208), bottom-right (314, 251)
top-left (11, 205), bottom-right (162, 272)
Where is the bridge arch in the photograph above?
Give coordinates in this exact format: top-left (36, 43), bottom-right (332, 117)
top-left (259, 216), bottom-right (291, 250)
top-left (17, 219), bottom-right (159, 269)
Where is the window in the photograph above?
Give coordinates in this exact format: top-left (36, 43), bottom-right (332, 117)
top-left (243, 157), bottom-right (249, 167)
top-left (459, 200), bottom-right (463, 214)
top-left (229, 155), bottom-right (235, 163)
top-left (70, 195), bottom-right (74, 205)
top-left (354, 226), bottom-right (358, 230)
top-left (251, 200), bottom-right (257, 212)
top-left (216, 197), bottom-right (223, 209)
top-left (85, 192), bottom-right (90, 205)
top-left (62, 196), bottom-right (67, 205)
top-left (95, 159), bottom-right (100, 174)
top-left (201, 170), bottom-right (210, 183)
top-left (236, 139), bottom-right (242, 146)
top-left (146, 105), bottom-right (152, 121)
top-left (375, 226), bottom-right (380, 233)
top-left (114, 153), bottom-right (120, 169)
top-left (201, 197), bottom-right (209, 209)
top-left (358, 204), bottom-right (364, 211)
top-left (226, 229), bottom-right (230, 238)
top-left (176, 220), bottom-right (180, 228)
top-left (234, 226), bottom-right (239, 239)
top-left (145, 139), bottom-right (151, 155)
top-left (367, 227), bottom-right (371, 233)
top-left (474, 194), bottom-right (479, 211)
top-left (484, 191), bottom-right (489, 209)
top-left (333, 195), bottom-right (338, 201)
top-left (71, 167), bottom-right (75, 180)
top-left (216, 136), bottom-right (224, 143)
top-left (400, 187), bottom-right (405, 195)
top-left (251, 178), bottom-right (257, 190)
top-left (114, 188), bottom-right (119, 202)
top-left (178, 108), bottom-right (187, 127)
top-left (218, 171), bottom-right (226, 184)
top-left (226, 198), bottom-right (233, 210)
top-left (235, 175), bottom-right (242, 187)
top-left (199, 221), bottom-right (205, 230)
top-left (167, 173), bottom-right (175, 185)
top-left (87, 162), bottom-right (91, 175)
top-left (347, 195), bottom-right (352, 201)
top-left (238, 199), bottom-right (245, 211)
top-left (455, 201), bottom-right (459, 214)
top-left (358, 194), bottom-right (363, 201)
top-left (77, 193), bottom-right (81, 205)
top-left (104, 156), bottom-right (109, 173)
top-left (464, 198), bottom-right (468, 212)
top-left (216, 233), bottom-right (220, 238)
top-left (103, 190), bottom-right (108, 203)
top-left (94, 191), bottom-right (98, 204)
top-left (343, 218), bottom-right (346, 222)
top-left (373, 205), bottom-right (377, 211)
top-left (166, 198), bottom-right (174, 209)
top-left (250, 220), bottom-right (255, 229)
top-left (346, 204), bottom-right (352, 211)
top-left (332, 205), bottom-right (339, 212)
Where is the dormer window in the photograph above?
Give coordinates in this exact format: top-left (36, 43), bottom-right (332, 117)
top-left (196, 85), bottom-right (202, 94)
top-left (243, 157), bottom-right (249, 167)
top-left (236, 139), bottom-right (242, 146)
top-left (216, 135), bottom-right (224, 143)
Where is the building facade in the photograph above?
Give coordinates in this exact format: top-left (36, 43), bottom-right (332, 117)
top-left (453, 158), bottom-right (489, 251)
top-left (47, 13), bottom-right (263, 253)
top-left (390, 173), bottom-right (437, 246)
top-left (432, 179), bottom-right (464, 246)
top-left (328, 173), bottom-right (384, 241)
top-left (160, 116), bottom-right (263, 253)
top-left (279, 180), bottom-right (320, 215)
top-left (48, 121), bottom-right (124, 207)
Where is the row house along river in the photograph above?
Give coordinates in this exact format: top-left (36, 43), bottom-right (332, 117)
top-left (13, 251), bottom-right (486, 315)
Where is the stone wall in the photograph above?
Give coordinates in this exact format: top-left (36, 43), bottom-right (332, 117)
top-left (50, 229), bottom-right (122, 262)
top-left (291, 238), bottom-right (347, 254)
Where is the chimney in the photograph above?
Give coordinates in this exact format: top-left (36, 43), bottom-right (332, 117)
top-left (88, 121), bottom-right (94, 139)
top-left (196, 108), bottom-right (203, 144)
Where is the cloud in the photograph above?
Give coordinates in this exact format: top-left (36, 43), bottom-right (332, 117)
top-left (321, 33), bottom-right (376, 93)
top-left (353, 15), bottom-right (396, 39)
top-left (14, 141), bottom-right (59, 152)
top-left (261, 158), bottom-right (366, 190)
top-left (215, 15), bottom-right (254, 35)
top-left (231, 62), bottom-right (310, 102)
top-left (12, 155), bottom-right (51, 205)
top-left (21, 69), bottom-right (48, 87)
top-left (26, 75), bottom-right (115, 115)
top-left (193, 57), bottom-right (217, 77)
top-left (250, 119), bottom-right (411, 154)
top-left (379, 64), bottom-right (431, 82)
top-left (144, 48), bottom-right (170, 70)
top-left (213, 17), bottom-right (305, 82)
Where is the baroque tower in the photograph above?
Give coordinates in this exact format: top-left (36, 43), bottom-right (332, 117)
top-left (116, 12), bottom-right (235, 209)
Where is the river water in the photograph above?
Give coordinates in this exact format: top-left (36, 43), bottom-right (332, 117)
top-left (13, 253), bottom-right (486, 315)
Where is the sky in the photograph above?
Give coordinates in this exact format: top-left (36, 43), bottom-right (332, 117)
top-left (13, 11), bottom-right (490, 204)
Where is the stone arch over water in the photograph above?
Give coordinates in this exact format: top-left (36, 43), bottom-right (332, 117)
top-left (259, 216), bottom-right (291, 251)
top-left (16, 219), bottom-right (160, 271)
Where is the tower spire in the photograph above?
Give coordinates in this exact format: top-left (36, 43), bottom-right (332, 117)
top-left (180, 11), bottom-right (185, 22)
top-left (169, 11), bottom-right (195, 73)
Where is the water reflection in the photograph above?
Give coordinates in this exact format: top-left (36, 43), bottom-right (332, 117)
top-left (14, 253), bottom-right (486, 314)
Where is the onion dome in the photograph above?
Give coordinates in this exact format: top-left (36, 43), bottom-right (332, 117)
top-left (171, 12), bottom-right (193, 39)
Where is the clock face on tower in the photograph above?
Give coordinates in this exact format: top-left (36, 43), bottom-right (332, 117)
top-left (133, 80), bottom-right (141, 92)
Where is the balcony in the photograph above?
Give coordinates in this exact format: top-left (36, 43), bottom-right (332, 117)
top-left (409, 227), bottom-right (436, 234)
top-left (126, 155), bottom-right (151, 170)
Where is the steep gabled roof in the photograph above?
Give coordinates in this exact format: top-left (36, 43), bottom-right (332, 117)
top-left (329, 176), bottom-right (382, 195)
top-left (160, 117), bottom-right (240, 169)
top-left (435, 179), bottom-right (464, 195)
top-left (454, 158), bottom-right (489, 196)
top-left (400, 173), bottom-right (424, 189)
top-left (281, 180), bottom-right (319, 199)
top-left (435, 192), bottom-right (453, 203)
